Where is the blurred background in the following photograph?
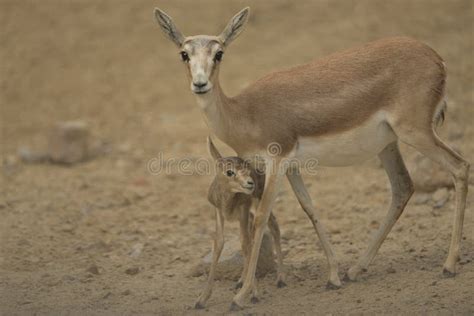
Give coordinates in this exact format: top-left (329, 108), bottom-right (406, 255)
top-left (1, 1), bottom-right (472, 315)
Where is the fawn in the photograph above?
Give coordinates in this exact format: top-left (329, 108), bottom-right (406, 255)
top-left (195, 137), bottom-right (285, 309)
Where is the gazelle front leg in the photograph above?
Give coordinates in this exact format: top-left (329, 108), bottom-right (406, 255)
top-left (195, 207), bottom-right (225, 309)
top-left (231, 158), bottom-right (286, 310)
top-left (286, 168), bottom-right (342, 288)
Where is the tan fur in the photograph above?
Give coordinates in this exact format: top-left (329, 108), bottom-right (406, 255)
top-left (155, 7), bottom-right (469, 309)
top-left (195, 138), bottom-right (284, 309)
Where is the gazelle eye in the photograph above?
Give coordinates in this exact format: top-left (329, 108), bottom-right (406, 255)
top-left (180, 51), bottom-right (189, 62)
top-left (214, 51), bottom-right (223, 62)
top-left (226, 170), bottom-right (235, 177)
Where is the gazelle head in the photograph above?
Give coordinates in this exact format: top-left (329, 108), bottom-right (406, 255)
top-left (207, 137), bottom-right (256, 195)
top-left (154, 7), bottom-right (249, 95)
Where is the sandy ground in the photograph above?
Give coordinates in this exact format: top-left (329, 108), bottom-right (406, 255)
top-left (1, 1), bottom-right (473, 315)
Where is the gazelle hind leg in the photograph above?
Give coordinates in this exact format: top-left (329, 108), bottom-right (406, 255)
top-left (268, 213), bottom-right (286, 287)
top-left (398, 129), bottom-right (469, 276)
top-left (345, 141), bottom-right (414, 281)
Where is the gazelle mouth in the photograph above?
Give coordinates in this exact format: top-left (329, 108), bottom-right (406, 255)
top-left (194, 89), bottom-right (210, 95)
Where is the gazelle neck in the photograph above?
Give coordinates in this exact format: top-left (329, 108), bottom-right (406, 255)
top-left (194, 80), bottom-right (231, 142)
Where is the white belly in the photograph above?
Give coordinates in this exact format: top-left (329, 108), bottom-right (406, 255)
top-left (296, 112), bottom-right (397, 167)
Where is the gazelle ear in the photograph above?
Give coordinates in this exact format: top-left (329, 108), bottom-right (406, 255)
top-left (207, 136), bottom-right (222, 161)
top-left (218, 7), bottom-right (250, 47)
top-left (154, 8), bottom-right (185, 47)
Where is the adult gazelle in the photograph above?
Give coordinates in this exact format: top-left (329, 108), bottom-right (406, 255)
top-left (154, 7), bottom-right (469, 309)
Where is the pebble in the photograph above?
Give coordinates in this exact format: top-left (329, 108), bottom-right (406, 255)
top-left (125, 267), bottom-right (140, 275)
top-left (432, 188), bottom-right (449, 208)
top-left (87, 265), bottom-right (100, 275)
top-left (413, 193), bottom-right (431, 205)
top-left (129, 243), bottom-right (144, 258)
top-left (387, 266), bottom-right (396, 274)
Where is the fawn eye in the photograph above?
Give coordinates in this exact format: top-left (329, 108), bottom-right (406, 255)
top-left (180, 51), bottom-right (189, 62)
top-left (226, 170), bottom-right (235, 177)
top-left (214, 51), bottom-right (223, 62)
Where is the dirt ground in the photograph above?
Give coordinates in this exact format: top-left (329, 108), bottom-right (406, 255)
top-left (1, 1), bottom-right (473, 315)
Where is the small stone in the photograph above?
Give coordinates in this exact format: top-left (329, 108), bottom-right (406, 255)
top-left (87, 264), bottom-right (100, 275)
top-left (369, 220), bottom-right (380, 229)
top-left (282, 229), bottom-right (296, 240)
top-left (356, 299), bottom-right (362, 303)
top-left (129, 243), bottom-right (144, 258)
top-left (103, 292), bottom-right (112, 299)
top-left (18, 147), bottom-right (49, 163)
top-left (48, 120), bottom-right (90, 164)
top-left (413, 193), bottom-right (431, 205)
top-left (60, 275), bottom-right (74, 283)
top-left (432, 188), bottom-right (449, 208)
top-left (431, 281), bottom-right (437, 286)
top-left (387, 266), bottom-right (396, 274)
top-left (164, 271), bottom-right (175, 277)
top-left (125, 267), bottom-right (140, 275)
top-left (121, 289), bottom-right (131, 296)
top-left (411, 156), bottom-right (452, 192)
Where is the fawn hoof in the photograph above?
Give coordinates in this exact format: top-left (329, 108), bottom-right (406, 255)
top-left (442, 268), bottom-right (456, 278)
top-left (235, 281), bottom-right (243, 289)
top-left (277, 280), bottom-right (287, 288)
top-left (251, 296), bottom-right (260, 304)
top-left (230, 302), bottom-right (243, 311)
top-left (326, 281), bottom-right (341, 290)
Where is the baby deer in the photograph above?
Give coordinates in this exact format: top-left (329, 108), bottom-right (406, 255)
top-left (195, 137), bottom-right (285, 309)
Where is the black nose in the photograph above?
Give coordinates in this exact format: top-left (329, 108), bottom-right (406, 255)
top-left (193, 82), bottom-right (207, 88)
top-left (247, 180), bottom-right (254, 186)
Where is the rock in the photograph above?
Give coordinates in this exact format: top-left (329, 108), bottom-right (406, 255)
top-left (48, 121), bottom-right (90, 164)
top-left (125, 267), bottom-right (140, 275)
top-left (121, 289), bottom-right (131, 296)
top-left (413, 193), bottom-right (431, 205)
top-left (387, 266), bottom-right (396, 274)
top-left (87, 264), bottom-right (100, 275)
top-left (432, 188), bottom-right (449, 208)
top-left (188, 232), bottom-right (275, 280)
top-left (129, 243), bottom-right (144, 258)
top-left (164, 271), bottom-right (175, 277)
top-left (18, 146), bottom-right (49, 163)
top-left (410, 155), bottom-right (452, 192)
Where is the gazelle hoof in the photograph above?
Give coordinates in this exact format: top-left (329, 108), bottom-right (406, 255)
top-left (277, 280), bottom-right (287, 288)
top-left (442, 268), bottom-right (456, 278)
top-left (250, 296), bottom-right (260, 304)
top-left (326, 281), bottom-right (341, 290)
top-left (229, 302), bottom-right (243, 311)
top-left (342, 273), bottom-right (355, 282)
top-left (235, 281), bottom-right (243, 289)
top-left (194, 302), bottom-right (205, 309)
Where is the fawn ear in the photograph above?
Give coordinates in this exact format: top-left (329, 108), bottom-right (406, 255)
top-left (207, 136), bottom-right (222, 161)
top-left (154, 8), bottom-right (185, 47)
top-left (218, 7), bottom-right (250, 47)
